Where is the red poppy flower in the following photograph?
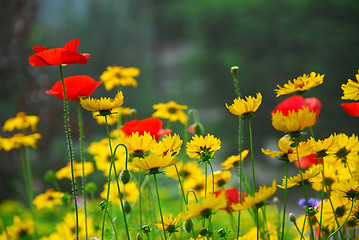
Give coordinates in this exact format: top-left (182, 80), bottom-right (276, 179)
top-left (214, 187), bottom-right (247, 213)
top-left (341, 102), bottom-right (359, 117)
top-left (46, 75), bottom-right (102, 101)
top-left (293, 153), bottom-right (322, 169)
top-left (29, 39), bottom-right (91, 67)
top-left (272, 95), bottom-right (322, 120)
top-left (121, 117), bottom-right (171, 141)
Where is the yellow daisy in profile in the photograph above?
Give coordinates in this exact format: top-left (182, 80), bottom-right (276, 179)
top-left (271, 106), bottom-right (317, 133)
top-left (152, 101), bottom-right (188, 124)
top-left (33, 189), bottom-right (64, 210)
top-left (181, 192), bottom-right (227, 220)
top-left (55, 212), bottom-right (95, 240)
top-left (165, 161), bottom-right (203, 181)
top-left (311, 161), bottom-right (347, 192)
top-left (100, 66), bottom-right (140, 90)
top-left (151, 133), bottom-right (182, 157)
top-left (3, 112), bottom-right (39, 132)
top-left (232, 180), bottom-right (277, 210)
top-left (278, 165), bottom-right (320, 189)
top-left (125, 131), bottom-right (154, 157)
top-left (100, 181), bottom-right (139, 203)
top-left (155, 213), bottom-right (181, 236)
top-left (92, 107), bottom-right (133, 125)
top-left (186, 134), bottom-right (221, 162)
top-left (262, 136), bottom-right (313, 162)
top-left (55, 161), bottom-right (94, 180)
top-left (0, 133), bottom-right (42, 151)
top-left (221, 150), bottom-right (249, 169)
top-left (80, 91), bottom-right (124, 115)
top-left (213, 170), bottom-right (231, 188)
top-left (225, 93), bottom-right (262, 117)
top-left (319, 192), bottom-right (350, 230)
top-left (275, 72), bottom-right (324, 97)
top-left (307, 135), bottom-right (338, 157)
top-left (132, 152), bottom-right (178, 174)
top-left (332, 133), bottom-right (359, 169)
top-left (341, 70), bottom-right (359, 100)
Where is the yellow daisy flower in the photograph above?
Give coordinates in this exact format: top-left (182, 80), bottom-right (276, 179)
top-left (232, 180), bottom-right (277, 210)
top-left (307, 135), bottom-right (338, 157)
top-left (151, 133), bottom-right (183, 157)
top-left (183, 174), bottom-right (207, 199)
top-left (33, 189), bottom-right (64, 210)
top-left (332, 133), bottom-right (359, 169)
top-left (100, 66), bottom-right (140, 90)
top-left (271, 106), bottom-right (317, 133)
top-left (181, 192), bottom-right (227, 220)
top-left (278, 165), bottom-right (320, 189)
top-left (225, 93), bottom-right (262, 116)
top-left (311, 161), bottom-right (347, 192)
top-left (4, 216), bottom-right (35, 240)
top-left (55, 212), bottom-right (96, 240)
top-left (262, 136), bottom-right (313, 162)
top-left (100, 181), bottom-right (139, 203)
top-left (131, 152), bottom-right (178, 174)
top-left (152, 101), bottom-right (188, 124)
top-left (55, 161), bottom-right (94, 180)
top-left (80, 91), bottom-right (124, 115)
top-left (125, 131), bottom-right (154, 157)
top-left (275, 72), bottom-right (324, 97)
top-left (213, 170), bottom-right (231, 188)
top-left (319, 192), bottom-right (350, 230)
top-left (186, 134), bottom-right (221, 161)
top-left (3, 112), bottom-right (39, 132)
top-left (334, 178), bottom-right (359, 200)
top-left (0, 133), bottom-right (42, 151)
top-left (92, 107), bottom-right (133, 125)
top-left (165, 161), bottom-right (203, 181)
top-left (155, 213), bottom-right (181, 235)
top-left (341, 70), bottom-right (359, 100)
top-left (221, 150), bottom-right (249, 169)
top-left (236, 227), bottom-right (261, 240)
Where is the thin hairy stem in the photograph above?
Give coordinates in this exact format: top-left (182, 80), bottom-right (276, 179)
top-left (281, 161), bottom-right (289, 240)
top-left (153, 174), bottom-right (168, 240)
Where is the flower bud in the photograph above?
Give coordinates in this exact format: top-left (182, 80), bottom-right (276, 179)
top-left (85, 182), bottom-right (97, 193)
top-left (44, 170), bottom-right (56, 182)
top-left (141, 225), bottom-right (151, 233)
top-left (289, 213), bottom-right (296, 223)
top-left (136, 233), bottom-right (143, 240)
top-left (272, 196), bottom-right (279, 205)
top-left (183, 219), bottom-right (193, 233)
top-left (193, 122), bottom-right (204, 136)
top-left (199, 227), bottom-right (208, 236)
top-left (231, 66), bottom-right (239, 77)
top-left (120, 169), bottom-right (131, 184)
top-left (124, 200), bottom-right (131, 214)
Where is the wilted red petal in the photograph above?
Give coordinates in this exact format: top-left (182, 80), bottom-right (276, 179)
top-left (293, 154), bottom-right (322, 169)
top-left (46, 75), bottom-right (102, 101)
top-left (121, 117), bottom-right (170, 141)
top-left (341, 102), bottom-right (359, 117)
top-left (29, 39), bottom-right (90, 67)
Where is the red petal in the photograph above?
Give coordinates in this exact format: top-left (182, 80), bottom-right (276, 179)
top-left (341, 102), bottom-right (359, 117)
top-left (293, 154), bottom-right (322, 169)
top-left (46, 75), bottom-right (101, 101)
top-left (29, 48), bottom-right (89, 67)
top-left (272, 96), bottom-right (321, 119)
top-left (121, 117), bottom-right (166, 141)
top-left (63, 39), bottom-right (79, 52)
top-left (32, 46), bottom-right (49, 53)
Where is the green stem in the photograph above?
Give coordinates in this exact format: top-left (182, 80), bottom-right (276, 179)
top-left (174, 165), bottom-right (188, 206)
top-left (107, 211), bottom-right (118, 240)
top-left (256, 207), bottom-right (259, 240)
top-left (59, 64), bottom-right (79, 239)
top-left (204, 162), bottom-right (208, 198)
top-left (326, 200), bottom-right (354, 240)
top-left (281, 161), bottom-right (289, 240)
top-left (76, 101), bottom-right (88, 240)
top-left (23, 145), bottom-right (34, 203)
top-left (293, 220), bottom-right (306, 240)
top-left (248, 118), bottom-right (256, 193)
top-left (139, 170), bottom-right (143, 227)
top-left (185, 189), bottom-right (199, 203)
top-left (153, 174), bottom-right (168, 240)
top-left (318, 156), bottom-right (325, 240)
top-left (208, 161), bottom-right (215, 195)
top-left (20, 148), bottom-right (31, 207)
top-left (236, 118), bottom-right (243, 239)
top-left (231, 66), bottom-right (240, 98)
top-left (294, 138), bottom-right (314, 240)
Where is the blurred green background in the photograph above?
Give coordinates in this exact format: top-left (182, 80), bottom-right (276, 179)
top-left (1, 0), bottom-right (359, 214)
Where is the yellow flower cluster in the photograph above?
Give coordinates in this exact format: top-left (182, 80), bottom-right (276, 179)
top-left (100, 66), bottom-right (140, 90)
top-left (152, 101), bottom-right (188, 124)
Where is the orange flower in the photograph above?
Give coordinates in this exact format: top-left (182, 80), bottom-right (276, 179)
top-left (29, 39), bottom-right (90, 67)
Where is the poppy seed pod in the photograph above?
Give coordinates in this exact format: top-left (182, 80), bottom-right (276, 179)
top-left (183, 219), bottom-right (193, 233)
top-left (120, 169), bottom-right (131, 184)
